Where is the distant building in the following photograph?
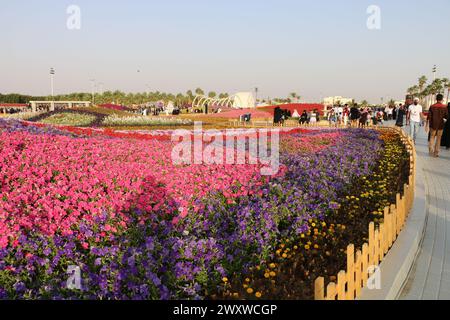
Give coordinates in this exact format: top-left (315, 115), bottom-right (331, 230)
top-left (323, 96), bottom-right (354, 107)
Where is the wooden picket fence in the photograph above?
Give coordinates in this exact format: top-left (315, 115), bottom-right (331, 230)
top-left (314, 126), bottom-right (416, 300)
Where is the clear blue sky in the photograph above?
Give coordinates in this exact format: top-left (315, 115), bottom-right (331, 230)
top-left (1, 0), bottom-right (449, 103)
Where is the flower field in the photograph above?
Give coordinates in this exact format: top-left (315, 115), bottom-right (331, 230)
top-left (0, 118), bottom-right (410, 300)
top-left (102, 115), bottom-right (193, 126)
top-left (24, 108), bottom-right (193, 128)
top-left (40, 113), bottom-right (97, 126)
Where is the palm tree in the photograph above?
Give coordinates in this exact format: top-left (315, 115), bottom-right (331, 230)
top-left (186, 90), bottom-right (194, 103)
top-left (441, 78), bottom-right (450, 103)
top-left (208, 91), bottom-right (217, 99)
top-left (407, 85), bottom-right (419, 97)
top-left (289, 92), bottom-right (297, 102)
top-left (195, 88), bottom-right (204, 96)
top-left (175, 93), bottom-right (184, 105)
top-left (446, 79), bottom-right (450, 103)
top-left (418, 76), bottom-right (427, 100)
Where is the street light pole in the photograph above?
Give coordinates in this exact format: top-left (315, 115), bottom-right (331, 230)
top-left (432, 65), bottom-right (437, 81)
top-left (254, 87), bottom-right (258, 107)
top-left (50, 68), bottom-right (55, 98)
top-left (90, 79), bottom-right (96, 105)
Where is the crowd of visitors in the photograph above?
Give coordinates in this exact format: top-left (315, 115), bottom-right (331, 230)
top-left (302, 97), bottom-right (449, 158)
top-left (296, 109), bottom-right (320, 126)
top-left (323, 104), bottom-right (391, 129)
top-left (392, 94), bottom-right (449, 157)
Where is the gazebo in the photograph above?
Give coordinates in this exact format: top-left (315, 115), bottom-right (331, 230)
top-left (192, 92), bottom-right (256, 113)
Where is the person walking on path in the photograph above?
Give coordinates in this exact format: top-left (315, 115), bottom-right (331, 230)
top-left (309, 110), bottom-right (317, 126)
top-left (396, 103), bottom-right (406, 127)
top-left (343, 105), bottom-right (350, 127)
top-left (299, 110), bottom-right (308, 126)
top-left (407, 97), bottom-right (424, 143)
top-left (426, 94), bottom-right (448, 157)
top-left (359, 108), bottom-right (368, 128)
top-left (350, 104), bottom-right (360, 127)
top-left (440, 102), bottom-right (450, 150)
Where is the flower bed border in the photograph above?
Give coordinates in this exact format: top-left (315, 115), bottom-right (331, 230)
top-left (314, 126), bottom-right (416, 300)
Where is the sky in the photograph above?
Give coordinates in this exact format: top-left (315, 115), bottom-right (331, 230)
top-left (1, 0), bottom-right (449, 103)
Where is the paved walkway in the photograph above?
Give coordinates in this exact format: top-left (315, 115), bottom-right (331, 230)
top-left (400, 125), bottom-right (450, 300)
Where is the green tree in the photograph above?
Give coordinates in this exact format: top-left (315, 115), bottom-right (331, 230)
top-left (289, 92), bottom-right (297, 102)
top-left (441, 78), bottom-right (449, 103)
top-left (407, 85), bottom-right (419, 97)
top-left (418, 75), bottom-right (427, 99)
top-left (195, 88), bottom-right (204, 96)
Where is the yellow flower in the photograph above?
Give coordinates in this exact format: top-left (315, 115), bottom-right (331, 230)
top-left (269, 263), bottom-right (276, 269)
top-left (255, 292), bottom-right (262, 298)
top-left (222, 277), bottom-right (228, 283)
top-left (305, 245), bottom-right (310, 250)
top-left (245, 278), bottom-right (250, 283)
top-left (246, 288), bottom-right (254, 294)
top-left (269, 271), bottom-right (276, 277)
top-left (264, 273), bottom-right (270, 278)
top-left (282, 253), bottom-right (288, 258)
top-left (314, 244), bottom-right (319, 249)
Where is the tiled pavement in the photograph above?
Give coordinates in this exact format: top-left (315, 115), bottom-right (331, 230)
top-left (400, 126), bottom-right (450, 300)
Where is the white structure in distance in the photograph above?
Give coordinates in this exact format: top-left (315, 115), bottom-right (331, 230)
top-left (291, 109), bottom-right (300, 118)
top-left (232, 92), bottom-right (255, 109)
top-left (165, 101), bottom-right (175, 115)
top-left (323, 96), bottom-right (354, 107)
top-left (192, 92), bottom-right (256, 112)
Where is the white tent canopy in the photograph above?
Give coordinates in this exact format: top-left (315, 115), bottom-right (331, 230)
top-left (291, 109), bottom-right (300, 118)
top-left (232, 92), bottom-right (256, 109)
top-left (192, 92), bottom-right (256, 112)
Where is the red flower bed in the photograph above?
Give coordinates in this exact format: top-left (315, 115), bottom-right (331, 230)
top-left (98, 104), bottom-right (131, 111)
